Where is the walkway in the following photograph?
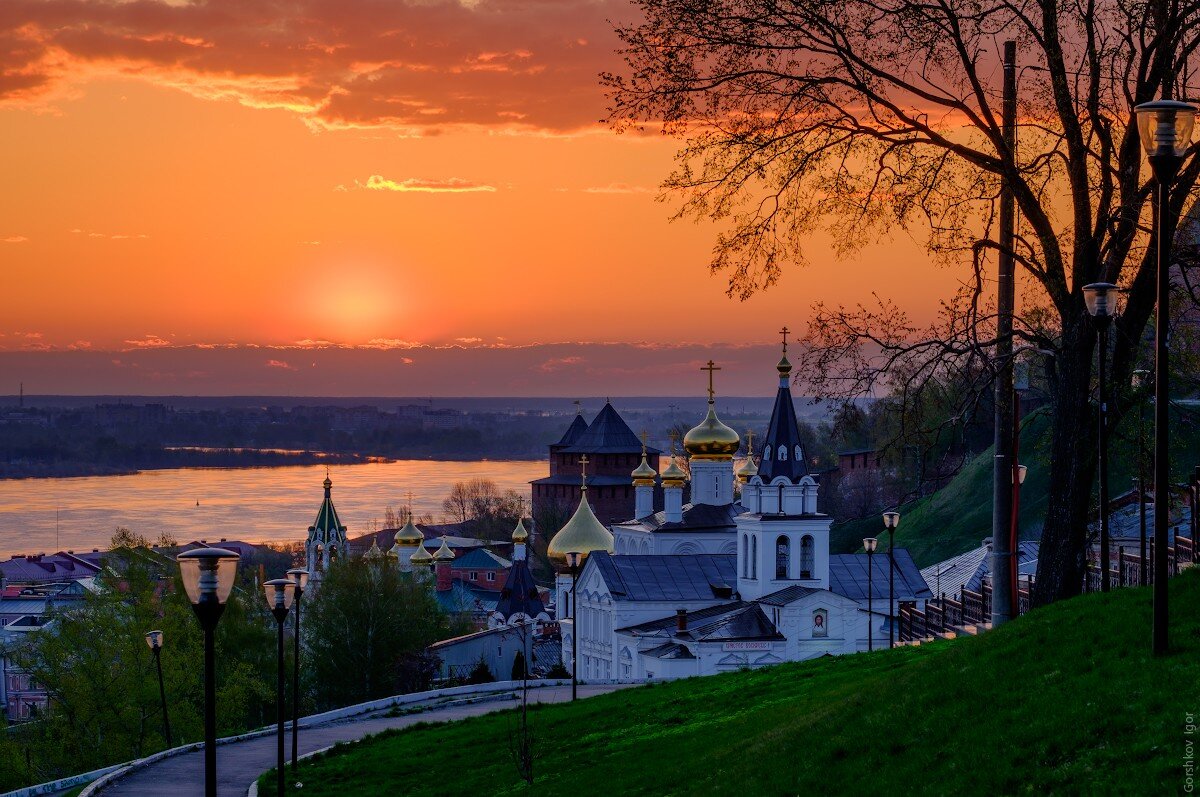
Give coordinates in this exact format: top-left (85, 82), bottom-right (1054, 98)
top-left (95, 684), bottom-right (627, 796)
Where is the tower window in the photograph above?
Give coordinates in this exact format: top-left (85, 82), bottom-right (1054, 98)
top-left (751, 537), bottom-right (758, 579)
top-left (776, 536), bottom-right (789, 579)
top-left (779, 445), bottom-right (788, 461)
top-left (800, 535), bottom-right (815, 578)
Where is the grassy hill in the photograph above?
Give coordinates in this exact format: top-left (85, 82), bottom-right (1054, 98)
top-left (261, 569), bottom-right (1199, 795)
top-left (831, 403), bottom-right (1200, 567)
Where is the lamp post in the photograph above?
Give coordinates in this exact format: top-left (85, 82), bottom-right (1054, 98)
top-left (1084, 281), bottom-right (1122, 591)
top-left (863, 538), bottom-right (878, 651)
top-left (1132, 368), bottom-right (1151, 586)
top-left (882, 511), bottom-right (900, 648)
top-left (263, 578), bottom-right (297, 797)
top-left (565, 551), bottom-right (581, 700)
top-left (144, 630), bottom-right (172, 749)
top-left (1136, 98), bottom-right (1197, 656)
top-left (176, 547), bottom-right (240, 797)
top-left (1012, 464), bottom-right (1028, 608)
top-left (286, 567), bottom-right (309, 773)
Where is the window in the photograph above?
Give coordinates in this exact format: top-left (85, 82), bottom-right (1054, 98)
top-left (779, 445), bottom-right (788, 461)
top-left (776, 536), bottom-right (790, 579)
top-left (795, 444), bottom-right (803, 461)
top-left (751, 537), bottom-right (758, 578)
top-left (741, 535), bottom-right (748, 578)
top-left (800, 536), bottom-right (815, 578)
top-left (486, 571), bottom-right (496, 582)
top-left (469, 571), bottom-right (478, 581)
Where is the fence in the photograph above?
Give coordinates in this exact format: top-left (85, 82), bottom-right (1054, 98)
top-left (898, 531), bottom-right (1197, 644)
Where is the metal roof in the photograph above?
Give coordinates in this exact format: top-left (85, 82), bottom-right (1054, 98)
top-left (614, 502), bottom-right (743, 534)
top-left (921, 542), bottom-right (1040, 600)
top-left (561, 402), bottom-right (657, 454)
top-left (554, 414), bottom-right (589, 447)
top-left (451, 549), bottom-right (511, 570)
top-left (828, 551), bottom-right (933, 602)
top-left (621, 601), bottom-right (784, 642)
top-left (589, 551), bottom-right (737, 601)
top-left (758, 585), bottom-right (822, 606)
top-left (758, 377), bottom-right (809, 482)
top-left (493, 557), bottom-right (546, 621)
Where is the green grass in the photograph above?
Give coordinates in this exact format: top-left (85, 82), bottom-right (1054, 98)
top-left (260, 569), bottom-right (1200, 795)
top-left (832, 404), bottom-right (1200, 567)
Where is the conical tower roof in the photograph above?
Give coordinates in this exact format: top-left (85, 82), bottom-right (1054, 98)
top-left (759, 336), bottom-right (809, 482)
top-left (308, 474), bottom-right (347, 545)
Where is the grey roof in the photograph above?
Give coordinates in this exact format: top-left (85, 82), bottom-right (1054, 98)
top-left (921, 542), bottom-right (1040, 600)
top-left (615, 502), bottom-right (743, 534)
top-left (561, 402), bottom-right (657, 454)
top-left (531, 474), bottom-right (635, 487)
top-left (642, 641), bottom-right (696, 659)
top-left (554, 414), bottom-right (589, 447)
top-left (828, 551), bottom-right (932, 602)
top-left (621, 601), bottom-right (784, 642)
top-left (1096, 500), bottom-right (1188, 543)
top-left (451, 549), bottom-right (511, 570)
top-left (758, 585), bottom-right (822, 606)
top-left (493, 556), bottom-right (546, 621)
top-left (589, 551), bottom-right (737, 601)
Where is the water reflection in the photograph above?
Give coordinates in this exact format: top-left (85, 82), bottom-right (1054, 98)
top-left (0, 460), bottom-right (544, 557)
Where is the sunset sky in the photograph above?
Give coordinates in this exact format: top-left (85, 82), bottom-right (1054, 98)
top-left (1, 0), bottom-right (953, 395)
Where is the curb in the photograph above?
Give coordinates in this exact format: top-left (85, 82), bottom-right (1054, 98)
top-left (76, 681), bottom-right (568, 796)
top-left (244, 691), bottom-right (520, 796)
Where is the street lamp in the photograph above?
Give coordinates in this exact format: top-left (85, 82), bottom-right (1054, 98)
top-left (882, 511), bottom-right (900, 648)
top-left (286, 567), bottom-right (309, 773)
top-left (263, 578), bottom-right (297, 797)
top-left (176, 547), bottom-right (240, 797)
top-left (1135, 97), bottom-right (1196, 655)
top-left (144, 630), bottom-right (172, 748)
top-left (565, 550), bottom-right (582, 701)
top-left (1132, 368), bottom-right (1151, 586)
top-left (1084, 281), bottom-right (1123, 592)
top-left (1011, 464), bottom-right (1029, 609)
top-left (863, 538), bottom-right (878, 651)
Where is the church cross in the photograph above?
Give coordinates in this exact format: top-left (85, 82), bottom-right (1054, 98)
top-left (745, 429), bottom-right (756, 455)
top-left (579, 455), bottom-right (589, 488)
top-left (701, 360), bottom-right (721, 402)
top-left (668, 430), bottom-right (679, 454)
top-left (640, 430), bottom-right (649, 456)
top-left (573, 399), bottom-right (582, 415)
top-left (780, 326), bottom-right (790, 354)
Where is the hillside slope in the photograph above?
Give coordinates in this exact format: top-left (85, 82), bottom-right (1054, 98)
top-left (832, 404), bottom-right (1200, 567)
top-left (265, 570), bottom-right (1198, 795)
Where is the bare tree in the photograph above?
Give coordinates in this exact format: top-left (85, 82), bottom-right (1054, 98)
top-left (606, 0), bottom-right (1200, 604)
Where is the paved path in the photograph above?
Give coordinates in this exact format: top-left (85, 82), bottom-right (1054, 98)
top-left (96, 685), bottom-right (627, 796)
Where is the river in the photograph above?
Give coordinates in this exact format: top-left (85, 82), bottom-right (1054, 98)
top-left (0, 460), bottom-right (546, 557)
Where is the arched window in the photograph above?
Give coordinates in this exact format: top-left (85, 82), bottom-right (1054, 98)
top-left (779, 445), bottom-right (788, 461)
top-left (741, 535), bottom-right (749, 578)
top-left (795, 444), bottom-right (804, 461)
top-left (776, 536), bottom-right (790, 579)
top-left (751, 537), bottom-right (758, 578)
top-left (800, 535), bottom-right (815, 578)
top-left (763, 446), bottom-right (770, 461)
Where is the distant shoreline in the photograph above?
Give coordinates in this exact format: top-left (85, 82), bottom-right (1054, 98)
top-left (0, 449), bottom-right (541, 480)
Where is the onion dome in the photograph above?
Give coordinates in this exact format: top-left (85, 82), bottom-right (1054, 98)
top-left (323, 475), bottom-right (333, 490)
top-left (364, 538), bottom-right (384, 560)
top-left (660, 455), bottom-right (687, 486)
top-left (631, 453), bottom-right (657, 486)
top-left (433, 536), bottom-right (455, 562)
top-left (410, 541), bottom-right (434, 567)
top-left (512, 518), bottom-right (530, 543)
top-left (683, 404), bottom-right (741, 459)
top-left (547, 494), bottom-right (614, 570)
top-left (736, 454), bottom-right (759, 482)
top-left (777, 353), bottom-right (792, 378)
top-left (393, 517), bottom-right (423, 547)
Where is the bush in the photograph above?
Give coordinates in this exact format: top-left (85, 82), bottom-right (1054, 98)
top-left (544, 663), bottom-right (570, 679)
top-left (466, 656), bottom-right (495, 684)
top-left (510, 650), bottom-right (528, 681)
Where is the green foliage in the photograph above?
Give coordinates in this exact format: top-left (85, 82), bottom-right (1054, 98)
top-left (544, 663), bottom-right (569, 680)
top-left (0, 547), bottom-right (275, 791)
top-left (510, 650), bottom-right (527, 681)
top-left (302, 559), bottom-right (452, 710)
top-left (466, 656), bottom-right (495, 685)
top-left (268, 570), bottom-right (1200, 795)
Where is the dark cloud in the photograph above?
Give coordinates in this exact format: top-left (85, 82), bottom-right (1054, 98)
top-left (0, 0), bottom-right (627, 131)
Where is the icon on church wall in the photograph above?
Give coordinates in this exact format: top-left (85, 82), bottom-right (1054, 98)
top-left (813, 608), bottom-right (828, 637)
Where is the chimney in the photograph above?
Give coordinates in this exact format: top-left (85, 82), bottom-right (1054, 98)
top-left (675, 608), bottom-right (688, 633)
top-left (982, 537), bottom-right (993, 551)
top-left (436, 560), bottom-right (453, 592)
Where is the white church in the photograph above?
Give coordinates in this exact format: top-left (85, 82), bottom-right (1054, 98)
top-left (547, 339), bottom-right (932, 681)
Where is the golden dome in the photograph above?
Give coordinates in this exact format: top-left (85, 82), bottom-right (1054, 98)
top-left (410, 542), bottom-right (434, 566)
top-left (393, 517), bottom-right (423, 546)
top-left (547, 493), bottom-right (613, 570)
top-left (631, 453), bottom-right (657, 485)
top-left (660, 455), bottom-right (687, 486)
top-left (777, 354), bottom-right (792, 377)
top-left (364, 538), bottom-right (384, 559)
top-left (512, 518), bottom-right (530, 543)
top-left (736, 455), bottom-right (759, 482)
top-left (433, 537), bottom-right (455, 562)
top-left (683, 404), bottom-right (741, 459)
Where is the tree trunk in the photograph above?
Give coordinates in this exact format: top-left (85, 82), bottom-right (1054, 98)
top-left (1033, 318), bottom-right (1098, 604)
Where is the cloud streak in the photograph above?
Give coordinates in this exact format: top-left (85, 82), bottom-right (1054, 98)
top-left (352, 175), bottom-right (498, 194)
top-left (0, 0), bottom-right (628, 132)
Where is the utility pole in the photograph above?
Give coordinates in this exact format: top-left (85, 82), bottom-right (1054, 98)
top-left (991, 40), bottom-right (1018, 627)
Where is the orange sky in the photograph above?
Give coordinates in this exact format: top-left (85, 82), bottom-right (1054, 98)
top-left (0, 0), bottom-right (956, 393)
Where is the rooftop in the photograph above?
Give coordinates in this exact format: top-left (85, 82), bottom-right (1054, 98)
top-left (589, 551), bottom-right (737, 602)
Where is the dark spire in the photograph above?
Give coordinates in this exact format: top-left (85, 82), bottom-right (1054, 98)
top-left (758, 330), bottom-right (809, 482)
